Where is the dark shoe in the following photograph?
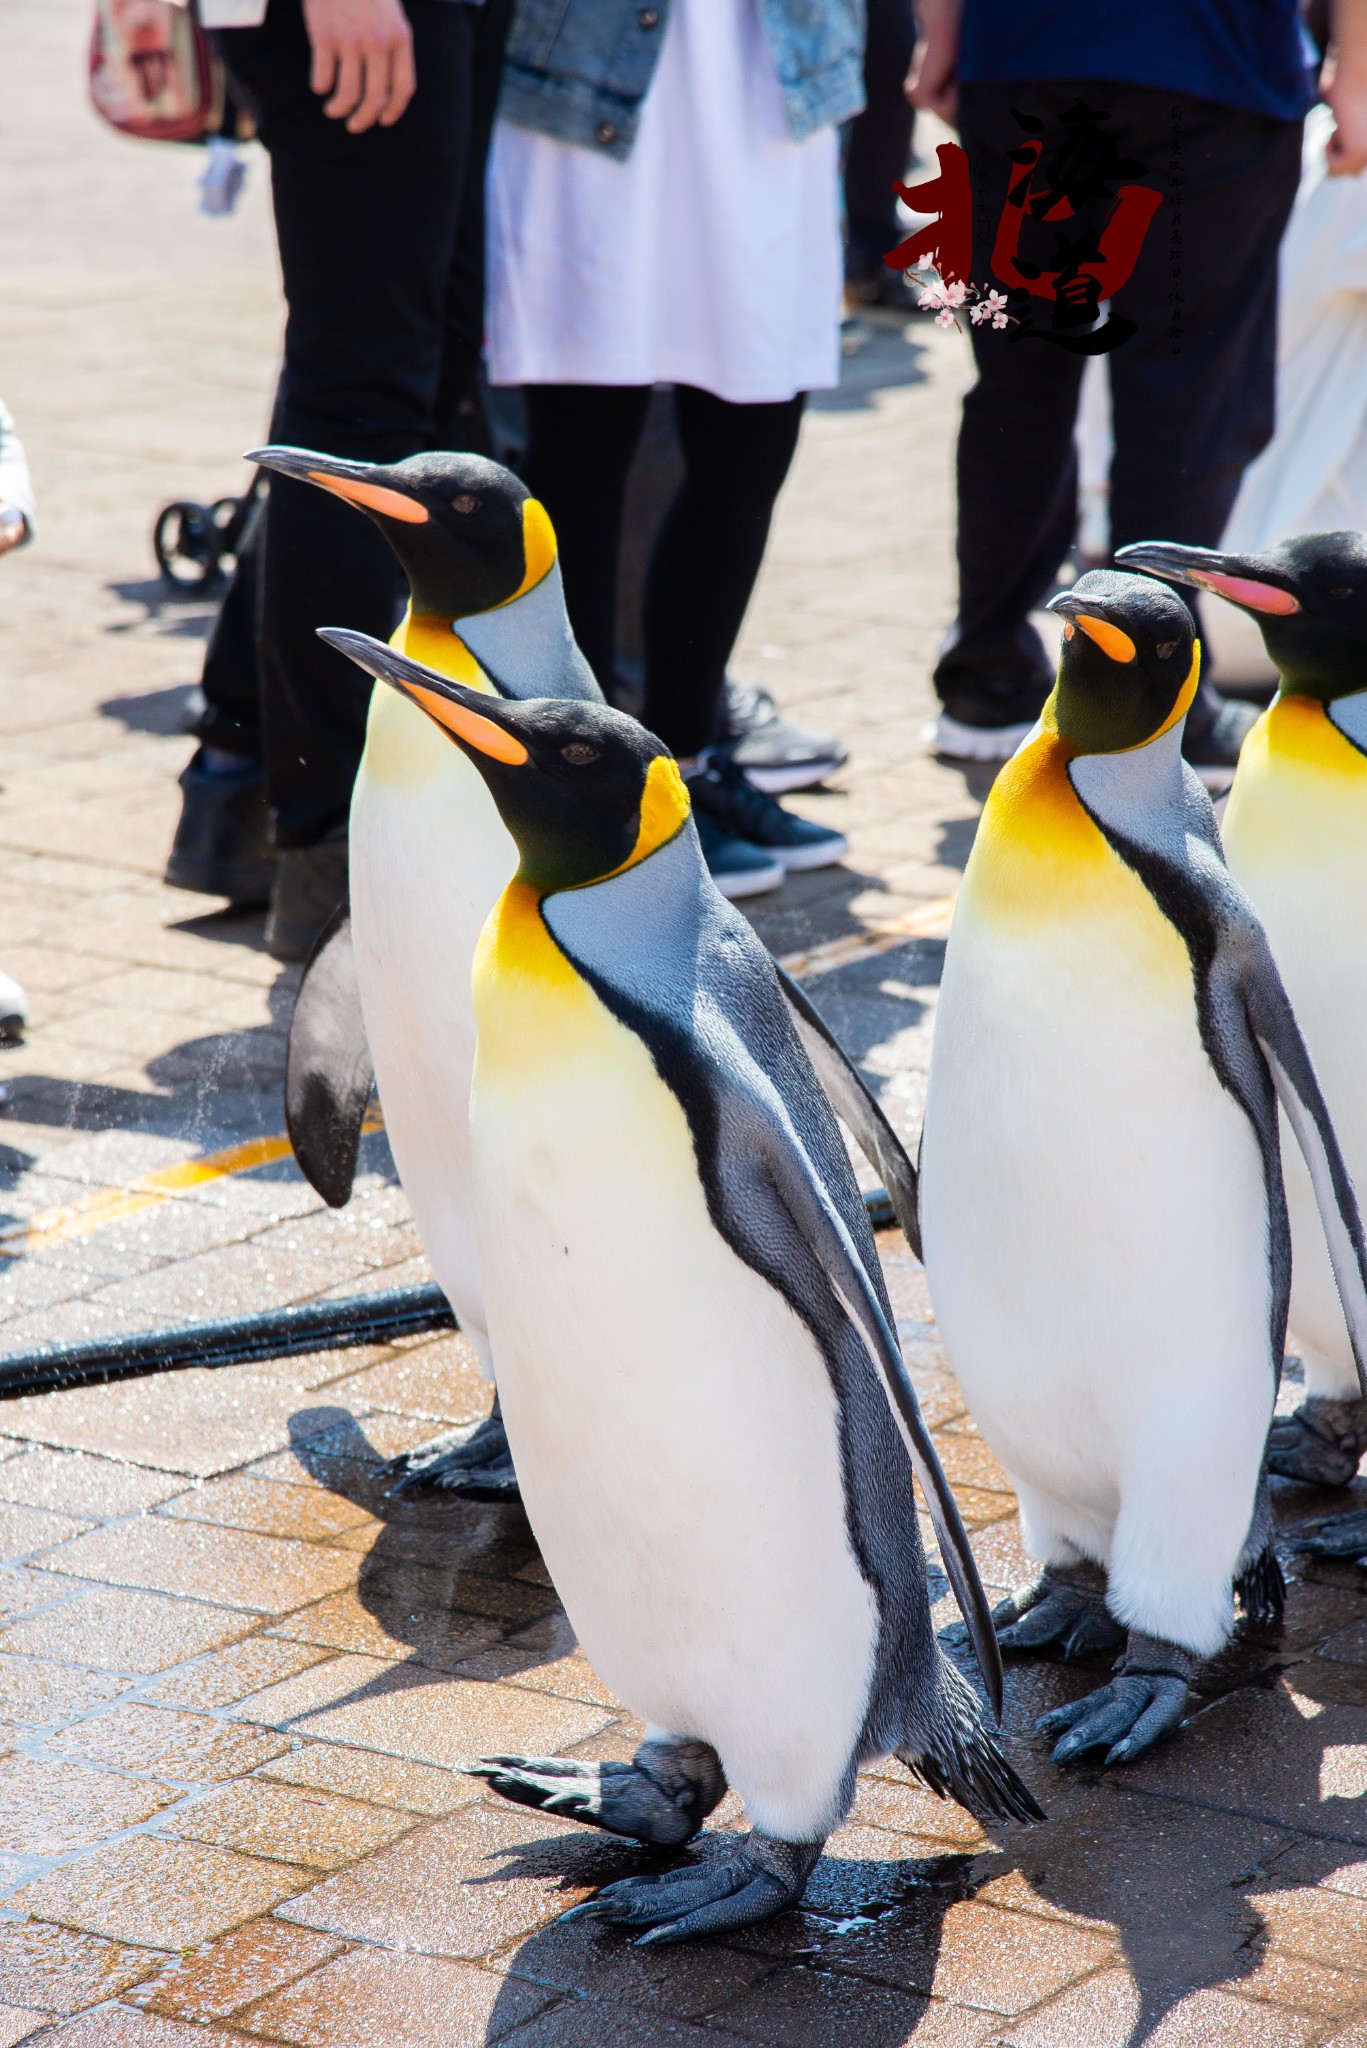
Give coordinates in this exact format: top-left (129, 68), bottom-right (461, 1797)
top-left (0, 972), bottom-right (27, 1046)
top-left (687, 747), bottom-right (849, 873)
top-left (692, 813), bottom-right (784, 901)
top-left (1181, 692), bottom-right (1259, 795)
top-left (722, 677), bottom-right (848, 794)
top-left (265, 827), bottom-right (348, 962)
top-left (165, 749), bottom-right (276, 905)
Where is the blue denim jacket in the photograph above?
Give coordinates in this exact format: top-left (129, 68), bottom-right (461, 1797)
top-left (499, 0), bottom-right (865, 160)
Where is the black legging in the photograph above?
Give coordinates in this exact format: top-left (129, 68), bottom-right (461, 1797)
top-left (521, 383), bottom-right (805, 758)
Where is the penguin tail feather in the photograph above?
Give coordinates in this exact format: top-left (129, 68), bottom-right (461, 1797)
top-left (897, 1664), bottom-right (1045, 1827)
top-left (1234, 1543), bottom-right (1286, 1628)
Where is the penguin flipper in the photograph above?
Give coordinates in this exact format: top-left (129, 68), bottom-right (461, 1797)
top-left (741, 1105), bottom-right (1004, 1721)
top-left (285, 906), bottom-right (375, 1209)
top-left (774, 964), bottom-right (922, 1260)
top-left (1242, 953), bottom-right (1367, 1405)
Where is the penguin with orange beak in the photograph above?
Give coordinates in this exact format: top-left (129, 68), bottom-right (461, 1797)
top-left (1119, 534), bottom-right (1367, 1525)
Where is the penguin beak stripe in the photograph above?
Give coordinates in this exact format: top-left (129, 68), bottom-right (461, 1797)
top-left (1075, 614), bottom-right (1137, 662)
top-left (308, 473), bottom-right (430, 525)
top-left (1187, 571), bottom-right (1300, 616)
top-left (406, 685), bottom-right (529, 765)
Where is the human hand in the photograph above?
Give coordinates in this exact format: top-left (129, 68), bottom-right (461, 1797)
top-left (906, 0), bottom-right (962, 125)
top-left (302, 0), bottom-right (415, 133)
top-left (1325, 57), bottom-right (1367, 175)
top-left (0, 507), bottom-right (27, 556)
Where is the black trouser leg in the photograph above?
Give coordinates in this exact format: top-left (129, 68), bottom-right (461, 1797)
top-left (643, 386), bottom-right (806, 757)
top-left (433, 0), bottom-right (514, 450)
top-left (195, 503), bottom-right (263, 757)
top-left (843, 0), bottom-right (916, 276)
top-left (938, 81), bottom-right (1301, 721)
top-left (520, 384), bottom-right (654, 692)
top-left (216, 0), bottom-right (475, 847)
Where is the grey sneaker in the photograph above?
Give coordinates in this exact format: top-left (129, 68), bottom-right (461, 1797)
top-left (265, 827), bottom-right (348, 962)
top-left (722, 677), bottom-right (848, 794)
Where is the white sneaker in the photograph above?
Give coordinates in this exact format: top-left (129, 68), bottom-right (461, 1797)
top-left (922, 712), bottom-right (1036, 764)
top-left (0, 972), bottom-right (27, 1045)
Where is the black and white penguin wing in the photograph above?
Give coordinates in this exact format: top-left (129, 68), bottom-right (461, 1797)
top-left (285, 906), bottom-right (374, 1209)
top-left (543, 829), bottom-right (1002, 1719)
top-left (774, 965), bottom-right (922, 1260)
top-left (1240, 935), bottom-right (1367, 1398)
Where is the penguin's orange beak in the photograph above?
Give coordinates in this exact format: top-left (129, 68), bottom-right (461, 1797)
top-left (247, 446), bottom-right (430, 524)
top-left (316, 627), bottom-right (529, 764)
top-left (1047, 592), bottom-right (1137, 661)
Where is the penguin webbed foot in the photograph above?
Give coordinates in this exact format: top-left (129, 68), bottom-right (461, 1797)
top-left (470, 1737), bottom-right (726, 1849)
top-left (562, 1831), bottom-right (822, 1946)
top-left (1035, 1633), bottom-right (1197, 1767)
top-left (994, 1562), bottom-right (1125, 1660)
top-left (1292, 1508), bottom-right (1367, 1564)
top-left (381, 1404), bottom-right (520, 1501)
top-left (1267, 1395), bottom-right (1367, 1488)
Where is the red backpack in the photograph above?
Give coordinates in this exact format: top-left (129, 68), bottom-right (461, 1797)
top-left (89, 0), bottom-right (220, 144)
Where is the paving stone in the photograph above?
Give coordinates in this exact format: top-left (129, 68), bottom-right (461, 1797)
top-left (705, 1965), bottom-right (997, 2047)
top-left (8, 1834), bottom-right (312, 1948)
top-left (496, 1915), bottom-right (787, 2020)
top-left (154, 1475), bottom-right (375, 1543)
top-left (0, 1504), bottom-right (91, 1561)
top-left (0, 1586), bottom-right (255, 1673)
top-left (159, 1777), bottom-right (416, 1869)
top-left (0, 1375), bottom-right (345, 1479)
top-left (44, 1703), bottom-right (290, 1782)
top-left (0, 1655), bottom-right (128, 1729)
top-left (234, 1658), bottom-right (611, 1768)
top-left (238, 1948), bottom-right (556, 2047)
top-left (41, 2009), bottom-right (252, 2046)
top-left (278, 1802), bottom-right (645, 1957)
top-left (485, 1999), bottom-right (749, 2048)
top-left (1233, 1948), bottom-right (1367, 2023)
top-left (141, 1638), bottom-right (332, 1711)
top-left (0, 1566), bottom-right (75, 1624)
top-left (265, 1588), bottom-right (505, 1672)
top-left (258, 1741), bottom-right (477, 1814)
top-left (0, 2009), bottom-right (48, 2047)
top-left (36, 1516), bottom-right (359, 1615)
top-left (0, 1757), bottom-right (179, 1856)
top-left (0, 1921), bottom-right (164, 2014)
top-left (0, 1450), bottom-right (187, 1521)
top-left (130, 1921), bottom-right (346, 2023)
top-left (321, 1338), bottom-right (490, 1425)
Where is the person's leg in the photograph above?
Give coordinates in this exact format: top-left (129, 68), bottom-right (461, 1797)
top-left (642, 385), bottom-right (805, 758)
top-left (519, 384), bottom-right (653, 694)
top-left (433, 0), bottom-right (514, 452)
top-left (217, 0), bottom-right (476, 856)
top-left (844, 0), bottom-right (917, 290)
top-left (931, 80), bottom-right (1086, 750)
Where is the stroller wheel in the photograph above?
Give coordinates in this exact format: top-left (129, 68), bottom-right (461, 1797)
top-left (154, 501), bottom-right (222, 590)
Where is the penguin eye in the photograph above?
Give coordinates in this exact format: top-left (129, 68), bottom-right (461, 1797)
top-left (1328, 587), bottom-right (1354, 600)
top-left (560, 742), bottom-right (600, 766)
top-left (1155, 638), bottom-right (1181, 659)
top-left (451, 495), bottom-right (482, 515)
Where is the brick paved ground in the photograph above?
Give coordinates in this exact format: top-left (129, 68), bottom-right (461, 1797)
top-left (4, 2), bottom-right (1367, 2043)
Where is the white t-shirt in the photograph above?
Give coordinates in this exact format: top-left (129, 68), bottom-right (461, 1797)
top-left (485, 0), bottom-right (843, 404)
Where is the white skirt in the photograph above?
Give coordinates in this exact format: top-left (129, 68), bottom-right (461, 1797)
top-left (485, 0), bottom-right (843, 404)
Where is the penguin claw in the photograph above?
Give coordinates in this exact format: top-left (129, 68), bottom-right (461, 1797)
top-left (382, 1411), bottom-right (522, 1501)
top-left (993, 1576), bottom-right (1122, 1659)
top-left (1266, 1405), bottom-right (1367, 1488)
top-left (468, 1756), bottom-right (703, 1847)
top-left (563, 1834), bottom-right (820, 1944)
top-left (1036, 1673), bottom-right (1190, 1767)
top-left (1292, 1508), bottom-right (1367, 1562)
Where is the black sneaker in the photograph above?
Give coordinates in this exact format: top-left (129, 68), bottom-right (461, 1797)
top-left (687, 746), bottom-right (849, 872)
top-left (692, 813), bottom-right (784, 900)
top-left (1181, 692), bottom-right (1259, 795)
top-left (165, 749), bottom-right (276, 904)
top-left (722, 677), bottom-right (848, 794)
top-left (265, 826), bottom-right (349, 962)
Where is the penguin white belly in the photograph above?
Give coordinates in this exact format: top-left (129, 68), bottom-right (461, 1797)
top-left (350, 687), bottom-right (517, 1368)
top-left (1224, 718), bottom-right (1367, 1395)
top-left (471, 951), bottom-right (879, 1841)
top-left (921, 898), bottom-right (1273, 1658)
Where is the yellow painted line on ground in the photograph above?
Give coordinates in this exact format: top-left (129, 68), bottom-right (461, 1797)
top-left (0, 1111), bottom-right (386, 1258)
top-left (778, 894), bottom-right (956, 981)
top-left (0, 902), bottom-right (957, 1262)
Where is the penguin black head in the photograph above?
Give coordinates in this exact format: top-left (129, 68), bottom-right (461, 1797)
top-left (1116, 533), bottom-right (1367, 703)
top-left (319, 628), bottom-right (686, 894)
top-left (1045, 570), bottom-right (1199, 754)
top-left (249, 446), bottom-right (555, 621)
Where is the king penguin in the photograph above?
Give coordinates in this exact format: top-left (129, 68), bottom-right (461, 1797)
top-left (251, 444), bottom-right (601, 1500)
top-left (919, 568), bottom-right (1367, 1768)
top-left (255, 444), bottom-right (927, 1503)
top-left (319, 624), bottom-right (1043, 1944)
top-left (1119, 534), bottom-right (1367, 1536)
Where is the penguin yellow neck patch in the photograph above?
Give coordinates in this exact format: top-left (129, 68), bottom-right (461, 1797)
top-left (496, 499), bottom-right (558, 608)
top-left (398, 609), bottom-right (491, 693)
top-left (612, 757), bottom-right (691, 879)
